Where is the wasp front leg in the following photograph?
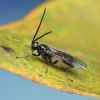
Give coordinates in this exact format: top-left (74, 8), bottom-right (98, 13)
top-left (16, 54), bottom-right (31, 59)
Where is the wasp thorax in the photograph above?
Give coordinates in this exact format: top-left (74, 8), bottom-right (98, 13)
top-left (31, 41), bottom-right (39, 51)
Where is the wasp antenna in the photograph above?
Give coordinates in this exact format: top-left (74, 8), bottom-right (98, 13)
top-left (33, 7), bottom-right (46, 41)
top-left (34, 31), bottom-right (52, 41)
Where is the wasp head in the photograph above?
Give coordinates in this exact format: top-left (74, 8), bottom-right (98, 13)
top-left (31, 41), bottom-right (39, 51)
top-left (31, 7), bottom-right (51, 52)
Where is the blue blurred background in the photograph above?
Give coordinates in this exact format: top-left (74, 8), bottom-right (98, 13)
top-left (0, 0), bottom-right (99, 100)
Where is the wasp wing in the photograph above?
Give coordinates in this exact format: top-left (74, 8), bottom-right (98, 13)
top-left (47, 48), bottom-right (87, 70)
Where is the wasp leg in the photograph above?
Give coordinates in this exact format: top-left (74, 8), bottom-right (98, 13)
top-left (32, 53), bottom-right (40, 56)
top-left (59, 61), bottom-right (73, 82)
top-left (16, 53), bottom-right (40, 58)
top-left (52, 60), bottom-right (58, 64)
top-left (16, 54), bottom-right (31, 59)
top-left (46, 60), bottom-right (58, 73)
top-left (51, 60), bottom-right (73, 82)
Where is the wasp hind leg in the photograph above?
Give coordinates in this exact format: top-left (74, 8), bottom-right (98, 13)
top-left (16, 53), bottom-right (40, 59)
top-left (51, 59), bottom-right (73, 82)
top-left (59, 61), bottom-right (73, 82)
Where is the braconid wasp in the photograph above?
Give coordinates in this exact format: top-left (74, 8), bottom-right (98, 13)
top-left (16, 7), bottom-right (87, 82)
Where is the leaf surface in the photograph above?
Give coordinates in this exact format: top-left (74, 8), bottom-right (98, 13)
top-left (0, 0), bottom-right (100, 98)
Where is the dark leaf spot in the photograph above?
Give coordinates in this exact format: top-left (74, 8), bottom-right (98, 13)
top-left (1, 45), bottom-right (14, 53)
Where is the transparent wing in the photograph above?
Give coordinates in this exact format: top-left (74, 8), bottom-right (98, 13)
top-left (72, 57), bottom-right (87, 69)
top-left (47, 48), bottom-right (87, 70)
